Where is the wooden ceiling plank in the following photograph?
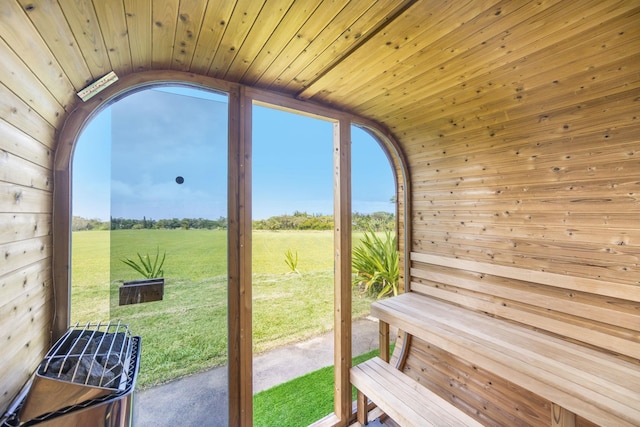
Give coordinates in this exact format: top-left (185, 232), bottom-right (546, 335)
top-left (384, 45), bottom-right (640, 136)
top-left (57, 0), bottom-right (112, 80)
top-left (0, 1), bottom-right (77, 108)
top-left (251, 0), bottom-right (352, 87)
top-left (376, 18), bottom-right (640, 129)
top-left (0, 37), bottom-right (65, 128)
top-left (400, 81), bottom-right (640, 152)
top-left (151, 0), bottom-right (179, 69)
top-left (171, 0), bottom-right (208, 72)
top-left (338, 0), bottom-right (593, 111)
top-left (417, 125), bottom-right (639, 167)
top-left (372, 63), bottom-right (638, 142)
top-left (348, 0), bottom-right (636, 115)
top-left (279, 0), bottom-right (413, 93)
top-left (93, 0), bottom-right (132, 76)
top-left (124, 0), bottom-right (152, 72)
top-left (444, 62), bottom-right (640, 137)
top-left (17, 0), bottom-right (92, 90)
top-left (298, 0), bottom-right (500, 100)
top-left (401, 95), bottom-right (639, 161)
top-left (208, 0), bottom-right (266, 78)
top-left (239, 0), bottom-right (323, 86)
top-left (344, 0), bottom-right (624, 113)
top-left (223, 0), bottom-right (295, 81)
top-left (189, 1), bottom-right (236, 75)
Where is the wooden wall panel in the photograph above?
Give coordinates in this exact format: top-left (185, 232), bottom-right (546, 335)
top-left (0, 152), bottom-right (51, 192)
top-left (0, 120), bottom-right (52, 170)
top-left (0, 213), bottom-right (51, 243)
top-left (0, 263), bottom-right (51, 412)
top-left (0, 3), bottom-right (59, 414)
top-left (0, 0), bottom-right (637, 423)
top-left (402, 337), bottom-right (550, 427)
top-left (0, 85), bottom-right (57, 145)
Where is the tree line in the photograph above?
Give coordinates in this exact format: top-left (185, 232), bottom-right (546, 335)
top-left (72, 211), bottom-right (394, 232)
top-left (252, 211), bottom-right (395, 231)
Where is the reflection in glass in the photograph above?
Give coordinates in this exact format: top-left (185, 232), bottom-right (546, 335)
top-left (72, 86), bottom-right (229, 425)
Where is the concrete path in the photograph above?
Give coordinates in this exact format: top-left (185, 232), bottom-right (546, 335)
top-left (134, 317), bottom-right (392, 426)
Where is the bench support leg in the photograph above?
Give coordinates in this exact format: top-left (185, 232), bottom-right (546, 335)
top-left (552, 403), bottom-right (575, 427)
top-left (379, 320), bottom-right (390, 362)
top-left (357, 389), bottom-right (368, 425)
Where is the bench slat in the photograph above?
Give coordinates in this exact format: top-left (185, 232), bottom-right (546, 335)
top-left (411, 280), bottom-right (640, 360)
top-left (410, 252), bottom-right (640, 302)
top-left (351, 357), bottom-right (484, 427)
top-left (372, 292), bottom-right (640, 427)
top-left (384, 295), bottom-right (640, 412)
top-left (397, 294), bottom-right (639, 391)
top-left (410, 265), bottom-right (640, 331)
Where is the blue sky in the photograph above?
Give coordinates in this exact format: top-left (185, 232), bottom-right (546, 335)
top-left (73, 86), bottom-right (395, 221)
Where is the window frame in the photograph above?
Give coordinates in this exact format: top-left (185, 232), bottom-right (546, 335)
top-left (53, 71), bottom-right (409, 427)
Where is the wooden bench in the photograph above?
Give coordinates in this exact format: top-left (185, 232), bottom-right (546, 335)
top-left (352, 254), bottom-right (640, 426)
top-left (350, 356), bottom-right (483, 427)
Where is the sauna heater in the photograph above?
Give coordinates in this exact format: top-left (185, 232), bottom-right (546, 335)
top-left (0, 322), bottom-right (140, 427)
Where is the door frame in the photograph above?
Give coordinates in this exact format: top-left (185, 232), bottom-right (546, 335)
top-left (53, 70), bottom-right (410, 427)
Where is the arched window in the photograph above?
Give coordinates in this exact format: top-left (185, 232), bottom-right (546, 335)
top-left (54, 72), bottom-right (408, 426)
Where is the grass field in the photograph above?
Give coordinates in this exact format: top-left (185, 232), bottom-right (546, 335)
top-left (71, 229), bottom-right (375, 388)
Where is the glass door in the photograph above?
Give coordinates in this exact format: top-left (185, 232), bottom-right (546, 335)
top-left (72, 85), bottom-right (229, 425)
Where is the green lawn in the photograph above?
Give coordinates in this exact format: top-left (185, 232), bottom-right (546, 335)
top-left (71, 229), bottom-right (374, 388)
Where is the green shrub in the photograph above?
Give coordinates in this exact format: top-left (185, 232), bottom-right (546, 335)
top-left (352, 230), bottom-right (398, 299)
top-left (121, 247), bottom-right (166, 278)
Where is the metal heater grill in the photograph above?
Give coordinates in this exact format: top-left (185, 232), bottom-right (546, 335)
top-left (41, 322), bottom-right (131, 389)
top-left (1, 322), bottom-right (141, 427)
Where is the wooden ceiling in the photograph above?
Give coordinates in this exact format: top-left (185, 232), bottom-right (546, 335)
top-left (5, 0), bottom-right (638, 149)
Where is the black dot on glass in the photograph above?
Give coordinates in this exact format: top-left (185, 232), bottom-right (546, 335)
top-left (175, 176), bottom-right (184, 184)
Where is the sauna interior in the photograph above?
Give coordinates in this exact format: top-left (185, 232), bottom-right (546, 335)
top-left (0, 1), bottom-right (638, 426)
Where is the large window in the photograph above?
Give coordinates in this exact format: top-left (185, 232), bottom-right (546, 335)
top-left (72, 85), bottom-right (230, 425)
top-left (57, 74), bottom-right (407, 426)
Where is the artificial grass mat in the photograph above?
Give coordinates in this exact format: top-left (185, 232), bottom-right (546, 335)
top-left (253, 345), bottom-right (394, 426)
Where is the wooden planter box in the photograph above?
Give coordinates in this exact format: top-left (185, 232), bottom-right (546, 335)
top-left (119, 278), bottom-right (164, 306)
